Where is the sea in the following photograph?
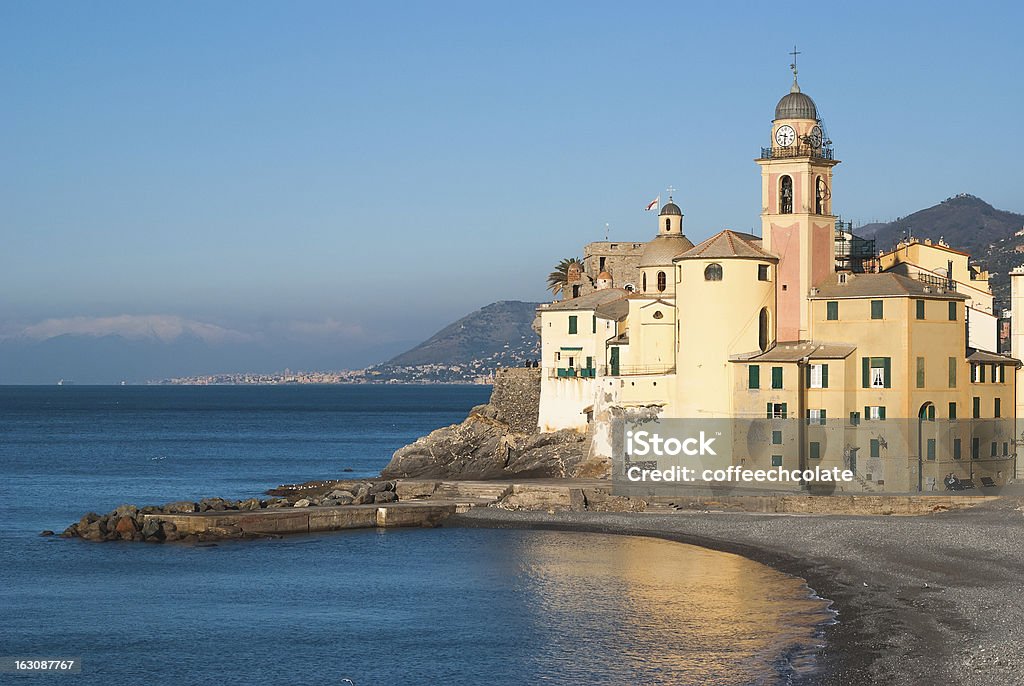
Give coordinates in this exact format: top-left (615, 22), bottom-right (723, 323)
top-left (0, 385), bottom-right (831, 685)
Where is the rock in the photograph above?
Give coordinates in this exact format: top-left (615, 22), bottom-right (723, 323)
top-left (326, 494), bottom-right (354, 506)
top-left (114, 516), bottom-right (140, 540)
top-left (39, 530), bottom-right (55, 537)
top-left (372, 491), bottom-right (397, 504)
top-left (342, 468), bottom-right (354, 472)
top-left (369, 481), bottom-right (395, 494)
top-left (141, 518), bottom-right (165, 541)
top-left (326, 489), bottom-right (354, 500)
top-left (80, 521), bottom-right (104, 541)
top-left (163, 501), bottom-right (197, 514)
top-left (113, 504), bottom-right (138, 519)
top-left (238, 498), bottom-right (262, 511)
top-left (162, 521), bottom-right (180, 542)
top-left (60, 524), bottom-right (78, 538)
top-left (293, 499), bottom-right (311, 508)
top-left (78, 512), bottom-right (101, 530)
top-left (199, 497), bottom-right (229, 512)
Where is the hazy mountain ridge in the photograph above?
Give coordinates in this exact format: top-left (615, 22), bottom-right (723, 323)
top-left (857, 194), bottom-right (1024, 308)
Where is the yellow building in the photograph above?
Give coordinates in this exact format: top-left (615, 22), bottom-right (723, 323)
top-left (536, 65), bottom-right (1019, 492)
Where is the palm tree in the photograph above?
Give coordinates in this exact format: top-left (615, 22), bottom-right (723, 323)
top-left (547, 257), bottom-right (583, 297)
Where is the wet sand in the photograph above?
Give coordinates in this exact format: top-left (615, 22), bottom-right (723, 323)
top-left (450, 497), bottom-right (1024, 685)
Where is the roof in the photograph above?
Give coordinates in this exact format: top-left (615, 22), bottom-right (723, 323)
top-left (809, 272), bottom-right (968, 300)
top-left (538, 288), bottom-right (628, 312)
top-left (966, 349), bottom-right (1022, 366)
top-left (730, 340), bottom-right (857, 363)
top-left (775, 82), bottom-right (818, 120)
top-left (638, 234), bottom-right (695, 267)
top-left (659, 202), bottom-right (682, 216)
top-left (596, 270), bottom-right (613, 280)
top-left (595, 298), bottom-right (629, 321)
top-left (676, 230), bottom-right (777, 261)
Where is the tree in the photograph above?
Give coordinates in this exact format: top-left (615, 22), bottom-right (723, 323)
top-left (547, 257), bottom-right (584, 297)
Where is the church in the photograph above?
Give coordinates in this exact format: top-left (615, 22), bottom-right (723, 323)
top-left (535, 65), bottom-right (1020, 493)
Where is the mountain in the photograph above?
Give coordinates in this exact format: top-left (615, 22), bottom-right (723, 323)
top-left (857, 194), bottom-right (1024, 308)
top-left (367, 300), bottom-right (541, 382)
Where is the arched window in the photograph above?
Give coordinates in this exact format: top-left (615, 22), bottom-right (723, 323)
top-left (665, 218), bottom-right (671, 232)
top-left (780, 175), bottom-right (793, 214)
top-left (642, 273), bottom-right (647, 292)
top-left (815, 177), bottom-right (824, 215)
top-left (758, 307), bottom-right (770, 352)
top-left (704, 263), bottom-right (723, 281)
top-left (657, 271), bottom-right (667, 291)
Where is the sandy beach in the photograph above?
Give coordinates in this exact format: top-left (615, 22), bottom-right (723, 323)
top-left (450, 497), bottom-right (1024, 685)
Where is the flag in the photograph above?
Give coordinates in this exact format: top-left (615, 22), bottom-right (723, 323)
top-left (645, 195), bottom-right (660, 211)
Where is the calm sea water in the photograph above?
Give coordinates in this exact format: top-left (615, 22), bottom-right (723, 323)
top-left (0, 386), bottom-right (829, 685)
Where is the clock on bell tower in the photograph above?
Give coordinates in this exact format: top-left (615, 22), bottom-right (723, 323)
top-left (756, 50), bottom-right (840, 342)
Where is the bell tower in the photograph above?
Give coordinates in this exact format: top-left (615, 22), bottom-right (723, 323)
top-left (756, 51), bottom-right (839, 342)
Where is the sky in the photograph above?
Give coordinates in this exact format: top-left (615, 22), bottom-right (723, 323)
top-left (1, 1), bottom-right (1022, 380)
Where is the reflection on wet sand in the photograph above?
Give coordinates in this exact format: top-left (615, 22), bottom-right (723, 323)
top-left (509, 532), bottom-right (831, 685)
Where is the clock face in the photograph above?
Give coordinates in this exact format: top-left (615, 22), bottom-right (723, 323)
top-left (775, 125), bottom-right (796, 147)
top-left (809, 125), bottom-right (823, 148)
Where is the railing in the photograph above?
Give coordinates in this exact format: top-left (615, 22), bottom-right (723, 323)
top-left (915, 271), bottom-right (956, 291)
top-left (759, 145), bottom-right (835, 161)
top-left (552, 367), bottom-right (597, 379)
top-left (600, 364), bottom-right (676, 377)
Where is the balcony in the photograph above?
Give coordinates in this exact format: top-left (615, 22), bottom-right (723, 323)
top-left (552, 367), bottom-right (597, 379)
top-left (601, 364), bottom-right (676, 377)
top-left (759, 145), bottom-right (835, 161)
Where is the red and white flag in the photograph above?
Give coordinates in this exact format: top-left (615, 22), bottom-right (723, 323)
top-left (644, 195), bottom-right (660, 211)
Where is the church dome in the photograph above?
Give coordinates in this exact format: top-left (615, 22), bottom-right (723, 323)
top-left (659, 202), bottom-right (682, 216)
top-left (775, 85), bottom-right (818, 121)
top-left (597, 271), bottom-right (613, 280)
top-left (638, 234), bottom-right (695, 267)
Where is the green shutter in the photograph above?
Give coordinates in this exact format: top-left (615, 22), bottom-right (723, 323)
top-left (948, 402), bottom-right (957, 419)
top-left (953, 439), bottom-right (961, 459)
top-left (973, 397), bottom-right (980, 418)
top-left (871, 300), bottom-right (883, 319)
top-left (568, 316), bottom-right (577, 334)
top-left (772, 366), bottom-right (783, 389)
top-left (864, 405), bottom-right (870, 420)
top-left (883, 358), bottom-right (891, 388)
top-left (826, 301), bottom-right (838, 320)
top-left (879, 406), bottom-right (886, 420)
top-left (592, 315), bottom-right (597, 333)
top-left (999, 365), bottom-right (1005, 383)
top-left (820, 409), bottom-right (827, 424)
top-left (772, 430), bottom-right (782, 444)
top-left (767, 402), bottom-right (773, 418)
top-left (771, 455), bottom-right (783, 466)
top-left (809, 442), bottom-right (821, 459)
top-left (821, 364), bottom-right (829, 388)
top-left (862, 357), bottom-right (870, 388)
top-left (748, 365), bottom-right (760, 389)
top-left (948, 357), bottom-right (957, 388)
top-left (805, 365), bottom-right (811, 386)
top-left (980, 365), bottom-right (986, 383)
top-left (870, 439), bottom-right (879, 458)
top-left (916, 357), bottom-right (925, 389)
top-left (995, 398), bottom-right (1001, 418)
top-left (927, 439), bottom-right (936, 460)
top-left (948, 301), bottom-right (956, 320)
top-left (781, 403), bottom-right (788, 418)
top-left (916, 300), bottom-right (925, 319)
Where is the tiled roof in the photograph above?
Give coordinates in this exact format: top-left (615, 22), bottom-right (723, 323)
top-left (676, 230), bottom-right (777, 261)
top-left (538, 288), bottom-right (628, 312)
top-left (730, 340), bottom-right (857, 363)
top-left (809, 272), bottom-right (967, 300)
top-left (595, 299), bottom-right (629, 321)
top-left (966, 349), bottom-right (1022, 366)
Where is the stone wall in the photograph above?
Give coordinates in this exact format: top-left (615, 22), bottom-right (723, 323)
top-left (490, 367), bottom-right (542, 433)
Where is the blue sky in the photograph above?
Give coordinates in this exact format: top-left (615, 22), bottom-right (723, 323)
top-left (1, 1), bottom-right (1022, 376)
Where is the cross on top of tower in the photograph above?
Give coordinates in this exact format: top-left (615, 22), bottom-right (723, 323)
top-left (789, 45), bottom-right (802, 93)
top-left (666, 185), bottom-right (676, 201)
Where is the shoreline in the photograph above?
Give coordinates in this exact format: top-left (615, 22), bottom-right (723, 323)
top-left (447, 499), bottom-right (1024, 686)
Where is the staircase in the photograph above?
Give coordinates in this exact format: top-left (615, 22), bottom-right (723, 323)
top-left (852, 474), bottom-right (877, 493)
top-left (432, 481), bottom-right (514, 502)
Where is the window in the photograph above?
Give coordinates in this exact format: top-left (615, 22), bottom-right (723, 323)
top-left (991, 442), bottom-right (998, 457)
top-left (999, 365), bottom-right (1006, 383)
top-left (665, 217), bottom-right (671, 232)
top-left (748, 365), bottom-right (760, 389)
top-left (642, 273), bottom-right (647, 291)
top-left (758, 308), bottom-right (770, 353)
top-left (973, 396), bottom-right (981, 418)
top-left (862, 357), bottom-right (891, 388)
top-left (926, 439), bottom-right (936, 460)
top-left (780, 175), bottom-right (793, 214)
top-left (995, 397), bottom-right (1001, 418)
top-left (592, 315), bottom-right (597, 334)
top-left (972, 437), bottom-right (980, 459)
top-left (948, 357), bottom-right (957, 388)
top-left (870, 439), bottom-right (880, 458)
top-left (772, 430), bottom-right (782, 445)
top-left (1004, 442), bottom-right (1009, 457)
top-left (808, 363), bottom-right (828, 388)
top-left (948, 402), bottom-right (957, 419)
top-left (568, 316), bottom-right (578, 334)
top-left (826, 301), bottom-right (838, 320)
top-left (771, 455), bottom-right (783, 467)
top-left (866, 405), bottom-right (886, 420)
top-left (767, 403), bottom-right (788, 419)
top-left (953, 438), bottom-right (961, 460)
top-left (916, 357), bottom-right (925, 389)
top-left (809, 442), bottom-right (821, 459)
top-left (850, 411), bottom-right (861, 426)
top-left (771, 366), bottom-right (783, 389)
top-left (815, 177), bottom-right (825, 215)
top-left (758, 264), bottom-right (770, 281)
top-left (599, 256), bottom-right (606, 272)
top-left (916, 300), bottom-right (925, 320)
top-left (704, 263), bottom-right (723, 281)
top-left (657, 271), bottom-right (667, 292)
top-left (871, 300), bottom-right (884, 319)
top-left (807, 409), bottom-right (826, 426)
top-left (948, 301), bottom-right (956, 321)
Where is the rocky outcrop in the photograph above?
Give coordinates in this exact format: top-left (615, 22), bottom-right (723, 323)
top-left (60, 480), bottom-right (400, 544)
top-left (382, 402), bottom-right (608, 480)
